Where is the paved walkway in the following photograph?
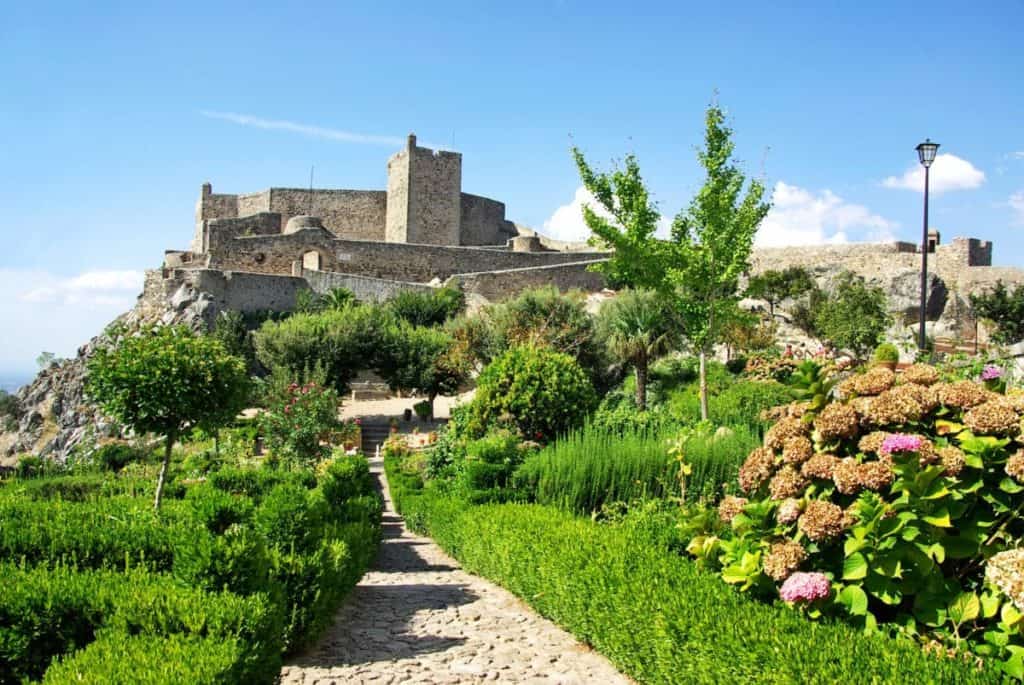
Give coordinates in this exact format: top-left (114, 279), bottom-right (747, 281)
top-left (280, 457), bottom-right (629, 685)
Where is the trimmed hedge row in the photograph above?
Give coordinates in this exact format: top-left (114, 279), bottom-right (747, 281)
top-left (0, 564), bottom-right (280, 684)
top-left (385, 459), bottom-right (993, 683)
top-left (2, 456), bottom-right (382, 682)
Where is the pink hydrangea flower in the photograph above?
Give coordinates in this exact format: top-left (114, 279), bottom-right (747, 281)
top-left (981, 365), bottom-right (1004, 381)
top-left (880, 433), bottom-right (923, 455)
top-left (779, 571), bottom-right (831, 603)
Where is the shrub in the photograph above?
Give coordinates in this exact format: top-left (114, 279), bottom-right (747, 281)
top-left (208, 467), bottom-right (317, 501)
top-left (253, 305), bottom-right (390, 394)
top-left (15, 454), bottom-right (45, 479)
top-left (872, 342), bottom-right (900, 364)
top-left (681, 364), bottom-right (1024, 676)
top-left (94, 442), bottom-right (145, 472)
top-left (470, 345), bottom-right (597, 442)
top-left (386, 286), bottom-right (464, 327)
top-left (384, 469), bottom-right (992, 683)
top-left (318, 457), bottom-right (373, 508)
top-left (970, 280), bottom-right (1024, 345)
top-left (254, 483), bottom-right (327, 553)
top-left (259, 381), bottom-right (340, 468)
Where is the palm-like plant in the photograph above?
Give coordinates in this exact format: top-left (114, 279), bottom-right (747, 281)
top-left (598, 289), bottom-right (681, 410)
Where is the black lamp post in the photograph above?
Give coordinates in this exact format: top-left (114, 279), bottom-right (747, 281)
top-left (915, 138), bottom-right (940, 351)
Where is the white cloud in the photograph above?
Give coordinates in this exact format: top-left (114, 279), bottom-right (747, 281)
top-left (21, 270), bottom-right (144, 305)
top-left (756, 181), bottom-right (897, 248)
top-left (1012, 151), bottom-right (1024, 160)
top-left (542, 186), bottom-right (671, 243)
top-left (0, 269), bottom-right (144, 376)
top-left (1010, 190), bottom-right (1024, 225)
top-left (200, 111), bottom-right (447, 150)
top-left (882, 153), bottom-right (986, 194)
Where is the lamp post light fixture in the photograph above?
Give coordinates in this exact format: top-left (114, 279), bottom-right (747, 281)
top-left (916, 138), bottom-right (940, 352)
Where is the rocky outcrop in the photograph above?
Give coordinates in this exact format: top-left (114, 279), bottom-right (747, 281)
top-left (0, 283), bottom-right (215, 465)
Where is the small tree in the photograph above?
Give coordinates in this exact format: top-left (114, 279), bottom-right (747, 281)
top-left (720, 305), bottom-right (777, 358)
top-left (86, 325), bottom-right (250, 510)
top-left (665, 104), bottom-right (771, 420)
top-left (970, 280), bottom-right (1024, 344)
top-left (572, 149), bottom-right (664, 290)
top-left (597, 289), bottom-right (680, 410)
top-left (813, 272), bottom-right (891, 360)
top-left (387, 286), bottom-right (465, 328)
top-left (745, 266), bottom-right (815, 319)
top-left (376, 323), bottom-right (469, 419)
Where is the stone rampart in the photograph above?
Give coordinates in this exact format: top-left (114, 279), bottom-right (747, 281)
top-left (266, 188), bottom-right (386, 241)
top-left (301, 268), bottom-right (437, 303)
top-left (206, 230), bottom-right (605, 283)
top-left (449, 260), bottom-right (607, 301)
top-left (459, 193), bottom-right (516, 245)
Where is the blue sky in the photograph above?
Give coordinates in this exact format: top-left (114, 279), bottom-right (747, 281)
top-left (1, 1), bottom-right (1022, 377)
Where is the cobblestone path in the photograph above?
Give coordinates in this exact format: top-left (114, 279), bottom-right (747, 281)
top-left (280, 457), bottom-right (629, 685)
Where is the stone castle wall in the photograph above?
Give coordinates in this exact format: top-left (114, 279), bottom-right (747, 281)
top-left (460, 193), bottom-right (516, 245)
top-left (450, 260), bottom-right (607, 301)
top-left (301, 268), bottom-right (437, 302)
top-left (205, 227), bottom-right (605, 283)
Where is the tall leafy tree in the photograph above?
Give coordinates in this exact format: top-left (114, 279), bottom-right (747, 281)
top-left (86, 325), bottom-right (251, 510)
top-left (665, 105), bottom-right (771, 420)
top-left (572, 149), bottom-right (664, 290)
top-left (376, 323), bottom-right (469, 420)
top-left (597, 289), bottom-right (680, 410)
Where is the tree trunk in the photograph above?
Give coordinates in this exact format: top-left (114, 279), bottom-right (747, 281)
top-left (428, 393), bottom-right (436, 422)
top-left (154, 430), bottom-right (175, 512)
top-left (698, 348), bottom-right (709, 421)
top-left (635, 352), bottom-right (648, 411)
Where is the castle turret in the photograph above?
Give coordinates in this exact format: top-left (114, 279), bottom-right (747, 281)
top-left (385, 133), bottom-right (462, 245)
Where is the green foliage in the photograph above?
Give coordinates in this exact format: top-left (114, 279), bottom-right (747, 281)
top-left (210, 310), bottom-right (257, 372)
top-left (386, 286), bottom-right (464, 327)
top-left (596, 288), bottom-right (681, 410)
top-left (872, 342), bottom-right (900, 363)
top-left (376, 323), bottom-right (469, 413)
top-left (383, 465), bottom-right (993, 684)
top-left (745, 266), bottom-right (815, 317)
top-left (253, 304), bottom-right (390, 394)
top-left (15, 454), bottom-right (46, 479)
top-left (0, 454), bottom-right (382, 681)
top-left (682, 366), bottom-right (1024, 675)
top-left (572, 148), bottom-right (664, 290)
top-left (515, 423), bottom-right (756, 513)
top-left (259, 381), bottom-right (340, 468)
top-left (93, 442), bottom-right (146, 473)
top-left (474, 286), bottom-right (608, 387)
top-left (664, 105), bottom-right (771, 420)
top-left (813, 272), bottom-right (891, 359)
top-left (470, 345), bottom-right (597, 442)
top-left (87, 326), bottom-right (251, 443)
top-left (0, 389), bottom-right (19, 431)
top-left (320, 287), bottom-right (357, 311)
top-left (970, 280), bottom-right (1024, 345)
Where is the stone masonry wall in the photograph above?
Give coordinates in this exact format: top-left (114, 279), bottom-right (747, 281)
top-left (144, 268), bottom-right (307, 319)
top-left (407, 144), bottom-right (461, 246)
top-left (206, 230), bottom-right (606, 282)
top-left (449, 260), bottom-right (607, 301)
top-left (301, 268), bottom-right (437, 303)
top-left (267, 189), bottom-right (386, 241)
top-left (385, 146), bottom-right (410, 243)
top-left (459, 193), bottom-right (516, 245)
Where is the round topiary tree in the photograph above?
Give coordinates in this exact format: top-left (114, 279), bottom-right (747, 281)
top-left (87, 325), bottom-right (251, 510)
top-left (470, 344), bottom-right (597, 442)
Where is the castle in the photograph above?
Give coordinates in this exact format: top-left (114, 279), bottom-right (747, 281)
top-left (143, 134), bottom-right (607, 321)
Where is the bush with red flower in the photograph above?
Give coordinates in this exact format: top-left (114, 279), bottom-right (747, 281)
top-left (682, 361), bottom-right (1024, 676)
top-left (260, 381), bottom-right (341, 468)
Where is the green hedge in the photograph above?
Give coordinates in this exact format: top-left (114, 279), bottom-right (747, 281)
top-left (0, 564), bottom-right (281, 684)
top-left (386, 461), bottom-right (993, 683)
top-left (2, 456), bottom-right (382, 682)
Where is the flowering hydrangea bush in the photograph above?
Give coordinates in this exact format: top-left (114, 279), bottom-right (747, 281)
top-left (683, 362), bottom-right (1024, 677)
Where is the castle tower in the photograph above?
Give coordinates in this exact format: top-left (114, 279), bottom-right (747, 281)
top-left (385, 133), bottom-right (462, 245)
